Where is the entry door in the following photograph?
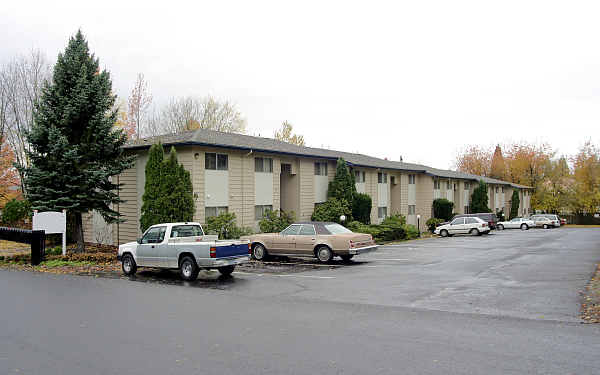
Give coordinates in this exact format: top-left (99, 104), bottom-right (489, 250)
top-left (273, 224), bottom-right (301, 252)
top-left (294, 224), bottom-right (317, 255)
top-left (137, 226), bottom-right (167, 267)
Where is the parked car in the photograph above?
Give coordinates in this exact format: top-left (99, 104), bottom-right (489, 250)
top-left (434, 216), bottom-right (490, 237)
top-left (535, 214), bottom-right (561, 227)
top-left (529, 216), bottom-right (556, 229)
top-left (117, 222), bottom-right (250, 281)
top-left (243, 222), bottom-right (377, 263)
top-left (496, 217), bottom-right (535, 230)
top-left (560, 217), bottom-right (567, 226)
top-left (447, 213), bottom-right (498, 229)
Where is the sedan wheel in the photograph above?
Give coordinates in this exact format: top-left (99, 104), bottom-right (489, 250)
top-left (252, 243), bottom-right (268, 261)
top-left (316, 246), bottom-right (333, 263)
top-left (440, 229), bottom-right (449, 238)
top-left (470, 228), bottom-right (480, 236)
top-left (543, 224), bottom-right (549, 229)
top-left (497, 224), bottom-right (504, 230)
top-left (520, 224), bottom-right (528, 230)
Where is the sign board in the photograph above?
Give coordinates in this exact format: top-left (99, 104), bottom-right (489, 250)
top-left (33, 210), bottom-right (67, 255)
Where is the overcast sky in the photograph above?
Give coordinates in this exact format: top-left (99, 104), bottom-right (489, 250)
top-left (2, 1), bottom-right (599, 169)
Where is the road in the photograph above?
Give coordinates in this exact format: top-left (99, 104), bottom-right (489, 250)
top-left (1, 228), bottom-right (599, 374)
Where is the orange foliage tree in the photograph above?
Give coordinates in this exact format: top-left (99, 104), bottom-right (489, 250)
top-left (570, 141), bottom-right (600, 213)
top-left (454, 145), bottom-right (491, 177)
top-left (0, 138), bottom-right (20, 204)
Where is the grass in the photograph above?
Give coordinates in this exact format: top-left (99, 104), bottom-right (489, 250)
top-left (38, 259), bottom-right (92, 268)
top-left (565, 224), bottom-right (600, 228)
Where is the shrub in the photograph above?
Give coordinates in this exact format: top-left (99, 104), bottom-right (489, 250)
top-left (510, 190), bottom-right (520, 219)
top-left (328, 158), bottom-right (356, 208)
top-left (352, 193), bottom-right (372, 224)
top-left (432, 198), bottom-right (454, 221)
top-left (405, 224), bottom-right (420, 239)
top-left (381, 213), bottom-right (406, 226)
top-left (311, 198), bottom-right (351, 223)
top-left (347, 215), bottom-right (407, 242)
top-left (1, 199), bottom-right (31, 225)
top-left (259, 209), bottom-right (295, 233)
top-left (471, 180), bottom-right (491, 213)
top-left (205, 212), bottom-right (253, 239)
top-left (426, 218), bottom-right (445, 232)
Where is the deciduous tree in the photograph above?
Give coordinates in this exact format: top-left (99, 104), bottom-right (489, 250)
top-left (128, 73), bottom-right (152, 140)
top-left (455, 145), bottom-right (491, 177)
top-left (570, 141), bottom-right (600, 214)
top-left (274, 121), bottom-right (305, 146)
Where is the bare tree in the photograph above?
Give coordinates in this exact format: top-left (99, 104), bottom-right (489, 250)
top-left (128, 73), bottom-right (152, 139)
top-left (0, 50), bottom-right (51, 192)
top-left (274, 121), bottom-right (305, 146)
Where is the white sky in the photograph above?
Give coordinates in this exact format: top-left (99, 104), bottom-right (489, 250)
top-left (2, 0), bottom-right (599, 169)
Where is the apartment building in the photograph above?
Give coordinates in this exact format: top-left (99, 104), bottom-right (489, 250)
top-left (83, 129), bottom-right (532, 245)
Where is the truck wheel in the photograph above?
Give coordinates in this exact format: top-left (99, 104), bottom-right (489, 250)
top-left (440, 229), bottom-right (449, 237)
top-left (252, 243), bottom-right (268, 261)
top-left (340, 254), bottom-right (354, 262)
top-left (179, 256), bottom-right (199, 281)
top-left (121, 254), bottom-right (137, 276)
top-left (218, 265), bottom-right (235, 276)
top-left (316, 246), bottom-right (333, 263)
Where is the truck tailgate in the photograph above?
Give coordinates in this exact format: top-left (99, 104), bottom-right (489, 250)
top-left (215, 243), bottom-right (249, 258)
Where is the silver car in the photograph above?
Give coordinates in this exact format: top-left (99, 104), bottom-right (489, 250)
top-left (496, 217), bottom-right (535, 230)
top-left (530, 216), bottom-right (556, 229)
top-left (434, 216), bottom-right (491, 237)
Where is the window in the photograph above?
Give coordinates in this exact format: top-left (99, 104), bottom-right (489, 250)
top-left (464, 182), bottom-right (471, 190)
top-left (299, 224), bottom-right (316, 236)
top-left (465, 217), bottom-right (478, 224)
top-left (451, 218), bottom-right (465, 225)
top-left (447, 181), bottom-right (451, 190)
top-left (390, 176), bottom-right (396, 185)
top-left (281, 224), bottom-right (301, 235)
top-left (205, 153), bottom-right (228, 170)
top-left (501, 186), bottom-right (505, 193)
top-left (254, 205), bottom-right (273, 220)
top-left (205, 206), bottom-right (228, 218)
top-left (170, 225), bottom-right (204, 238)
top-left (314, 162), bottom-right (328, 176)
top-left (378, 206), bottom-right (387, 218)
top-left (453, 183), bottom-right (457, 191)
top-left (433, 179), bottom-right (440, 190)
top-left (464, 205), bottom-right (470, 214)
top-left (141, 226), bottom-right (166, 244)
top-left (408, 174), bottom-right (416, 184)
top-left (354, 170), bottom-right (365, 183)
top-left (255, 157), bottom-right (273, 173)
top-left (324, 223), bottom-right (353, 234)
top-left (408, 205), bottom-right (416, 215)
top-left (495, 186), bottom-right (499, 193)
top-left (378, 172), bottom-right (387, 184)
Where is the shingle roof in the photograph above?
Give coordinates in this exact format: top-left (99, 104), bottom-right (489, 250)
top-left (124, 128), bottom-right (532, 189)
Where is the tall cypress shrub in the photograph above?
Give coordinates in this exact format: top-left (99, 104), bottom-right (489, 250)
top-left (24, 30), bottom-right (134, 251)
top-left (510, 189), bottom-right (520, 219)
top-left (432, 198), bottom-right (454, 221)
top-left (327, 158), bottom-right (356, 205)
top-left (470, 180), bottom-right (491, 213)
top-left (140, 143), bottom-right (164, 232)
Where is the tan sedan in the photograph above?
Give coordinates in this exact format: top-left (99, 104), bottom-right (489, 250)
top-left (243, 222), bottom-right (378, 263)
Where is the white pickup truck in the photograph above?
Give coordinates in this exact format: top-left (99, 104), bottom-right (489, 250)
top-left (117, 222), bottom-right (250, 281)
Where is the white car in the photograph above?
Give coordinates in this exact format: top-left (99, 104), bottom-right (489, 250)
top-left (496, 217), bottom-right (534, 230)
top-left (533, 214), bottom-right (561, 227)
top-left (434, 216), bottom-right (490, 237)
top-left (529, 216), bottom-right (556, 229)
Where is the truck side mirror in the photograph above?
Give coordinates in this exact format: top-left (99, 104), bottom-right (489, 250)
top-left (137, 237), bottom-right (142, 244)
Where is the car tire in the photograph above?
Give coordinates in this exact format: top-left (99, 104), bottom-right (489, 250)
top-left (121, 254), bottom-right (137, 276)
top-left (340, 254), bottom-right (354, 262)
top-left (497, 224), bottom-right (504, 230)
top-left (543, 224), bottom-right (548, 229)
top-left (316, 246), bottom-right (333, 263)
top-left (521, 224), bottom-right (528, 230)
top-left (470, 228), bottom-right (480, 236)
top-left (218, 265), bottom-right (235, 276)
top-left (440, 229), bottom-right (449, 238)
top-left (179, 255), bottom-right (199, 281)
top-left (252, 243), bottom-right (268, 261)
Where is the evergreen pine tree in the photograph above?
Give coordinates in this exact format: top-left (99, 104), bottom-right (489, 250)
top-left (327, 158), bottom-right (356, 205)
top-left (24, 30), bottom-right (134, 251)
top-left (140, 143), bottom-right (164, 232)
top-left (470, 180), bottom-right (491, 213)
top-left (509, 189), bottom-right (520, 219)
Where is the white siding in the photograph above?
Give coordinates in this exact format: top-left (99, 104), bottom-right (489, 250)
top-left (205, 170), bottom-right (229, 207)
top-left (377, 182), bottom-right (388, 207)
top-left (356, 182), bottom-right (366, 194)
top-left (433, 189), bottom-right (441, 199)
top-left (314, 175), bottom-right (329, 203)
top-left (446, 189), bottom-right (454, 202)
top-left (254, 172), bottom-right (273, 205)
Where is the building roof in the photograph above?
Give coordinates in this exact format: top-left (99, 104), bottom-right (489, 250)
top-left (124, 128), bottom-right (532, 189)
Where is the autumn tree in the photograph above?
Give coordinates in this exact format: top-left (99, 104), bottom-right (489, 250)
top-left (24, 30), bottom-right (134, 251)
top-left (274, 121), bottom-right (305, 146)
top-left (128, 73), bottom-right (152, 139)
top-left (490, 145), bottom-right (506, 180)
top-left (0, 138), bottom-right (19, 203)
top-left (570, 141), bottom-right (600, 214)
top-left (113, 98), bottom-right (135, 139)
top-left (454, 145), bottom-right (491, 177)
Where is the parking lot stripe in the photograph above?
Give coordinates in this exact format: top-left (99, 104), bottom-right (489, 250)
top-left (233, 271), bottom-right (335, 279)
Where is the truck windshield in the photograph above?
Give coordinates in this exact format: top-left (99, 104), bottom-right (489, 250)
top-left (170, 225), bottom-right (204, 238)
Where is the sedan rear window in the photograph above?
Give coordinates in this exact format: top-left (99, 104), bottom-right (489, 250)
top-left (324, 224), bottom-right (353, 234)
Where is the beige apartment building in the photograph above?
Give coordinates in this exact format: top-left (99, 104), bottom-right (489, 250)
top-left (83, 129), bottom-right (532, 246)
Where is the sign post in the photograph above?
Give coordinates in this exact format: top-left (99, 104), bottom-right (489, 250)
top-left (33, 210), bottom-right (67, 255)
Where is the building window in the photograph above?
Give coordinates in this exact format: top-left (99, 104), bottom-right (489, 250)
top-left (464, 182), bottom-right (471, 190)
top-left (378, 172), bottom-right (387, 184)
top-left (453, 183), bottom-right (457, 191)
top-left (447, 181), bottom-right (451, 190)
top-left (408, 175), bottom-right (416, 184)
top-left (255, 205), bottom-right (273, 220)
top-left (205, 153), bottom-right (228, 170)
top-left (378, 206), bottom-right (387, 219)
top-left (433, 179), bottom-right (440, 190)
top-left (390, 176), bottom-right (396, 185)
top-left (314, 162), bottom-right (328, 176)
top-left (205, 206), bottom-right (228, 219)
top-left (354, 170), bottom-right (365, 183)
top-left (408, 205), bottom-right (416, 215)
top-left (495, 186), bottom-right (499, 193)
top-left (255, 157), bottom-right (273, 173)
top-left (464, 205), bottom-right (470, 214)
top-left (501, 186), bottom-right (505, 193)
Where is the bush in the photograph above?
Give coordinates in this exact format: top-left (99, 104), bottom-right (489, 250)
top-left (432, 198), bottom-right (454, 221)
top-left (205, 212), bottom-right (253, 239)
top-left (405, 224), bottom-right (420, 239)
top-left (471, 180), bottom-right (491, 213)
top-left (426, 218), bottom-right (445, 232)
top-left (352, 193), bottom-right (372, 224)
top-left (259, 209), bottom-right (295, 233)
top-left (311, 198), bottom-right (351, 223)
top-left (381, 213), bottom-right (406, 226)
top-left (347, 214), bottom-right (407, 242)
top-left (1, 199), bottom-right (31, 225)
